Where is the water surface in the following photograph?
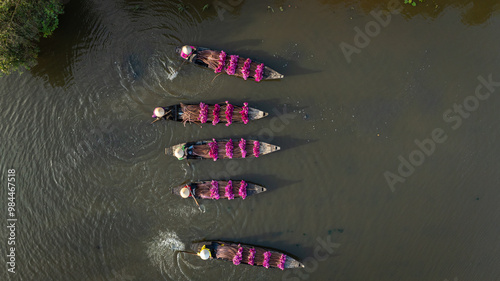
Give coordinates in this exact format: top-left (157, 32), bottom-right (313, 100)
top-left (1, 1), bottom-right (500, 280)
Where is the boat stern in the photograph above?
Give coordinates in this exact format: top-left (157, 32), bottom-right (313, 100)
top-left (190, 241), bottom-right (212, 253)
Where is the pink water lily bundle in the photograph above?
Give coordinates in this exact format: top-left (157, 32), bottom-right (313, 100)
top-left (232, 245), bottom-right (243, 265)
top-left (238, 180), bottom-right (247, 199)
top-left (278, 254), bottom-right (287, 270)
top-left (225, 139), bottom-right (234, 159)
top-left (263, 251), bottom-right (272, 268)
top-left (225, 101), bottom-right (234, 126)
top-left (253, 141), bottom-right (260, 158)
top-left (215, 51), bottom-right (226, 73)
top-left (254, 63), bottom-right (264, 82)
top-left (248, 248), bottom-right (256, 265)
top-left (209, 139), bottom-right (218, 161)
top-left (241, 58), bottom-right (252, 80)
top-left (240, 102), bottom-right (249, 124)
top-left (199, 102), bottom-right (208, 123)
top-left (239, 138), bottom-right (247, 158)
top-left (225, 180), bottom-right (234, 200)
top-left (210, 180), bottom-right (220, 200)
top-left (212, 104), bottom-right (220, 125)
top-left (226, 55), bottom-right (239, 75)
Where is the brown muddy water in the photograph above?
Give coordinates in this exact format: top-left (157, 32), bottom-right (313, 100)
top-left (1, 0), bottom-right (500, 280)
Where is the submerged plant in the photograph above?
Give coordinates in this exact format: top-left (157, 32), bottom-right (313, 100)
top-left (177, 3), bottom-right (189, 12)
top-left (404, 0), bottom-right (423, 7)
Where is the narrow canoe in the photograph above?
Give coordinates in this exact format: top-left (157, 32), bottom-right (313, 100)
top-left (190, 241), bottom-right (304, 270)
top-left (165, 139), bottom-right (280, 160)
top-left (172, 180), bottom-right (266, 200)
top-left (176, 45), bottom-right (284, 81)
top-left (151, 102), bottom-right (267, 125)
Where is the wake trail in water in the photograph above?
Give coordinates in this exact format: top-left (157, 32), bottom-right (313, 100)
top-left (147, 230), bottom-right (189, 279)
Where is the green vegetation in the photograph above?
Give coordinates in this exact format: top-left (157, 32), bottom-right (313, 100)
top-left (0, 0), bottom-right (64, 76)
top-left (404, 0), bottom-right (423, 7)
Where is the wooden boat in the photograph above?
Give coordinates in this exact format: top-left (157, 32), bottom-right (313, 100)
top-left (165, 138), bottom-right (280, 160)
top-left (172, 180), bottom-right (266, 200)
top-left (151, 102), bottom-right (268, 125)
top-left (189, 241), bottom-right (304, 270)
top-left (176, 45), bottom-right (284, 82)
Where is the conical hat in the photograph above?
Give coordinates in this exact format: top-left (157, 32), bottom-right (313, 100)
top-left (199, 249), bottom-right (210, 260)
top-left (182, 45), bottom-right (193, 56)
top-left (180, 187), bottom-right (190, 198)
top-left (174, 147), bottom-right (185, 159)
top-left (154, 107), bottom-right (165, 117)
